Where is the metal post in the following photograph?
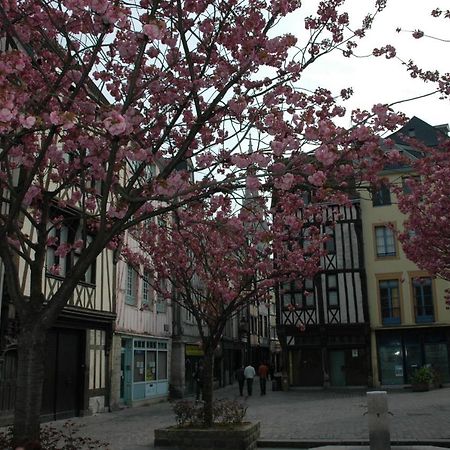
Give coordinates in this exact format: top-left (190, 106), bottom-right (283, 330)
top-left (367, 391), bottom-right (391, 450)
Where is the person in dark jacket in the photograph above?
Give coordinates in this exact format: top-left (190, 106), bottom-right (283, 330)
top-left (235, 365), bottom-right (245, 396)
top-left (193, 361), bottom-right (204, 400)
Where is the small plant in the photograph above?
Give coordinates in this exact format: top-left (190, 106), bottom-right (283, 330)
top-left (411, 366), bottom-right (434, 385)
top-left (0, 421), bottom-right (109, 450)
top-left (173, 399), bottom-right (247, 427)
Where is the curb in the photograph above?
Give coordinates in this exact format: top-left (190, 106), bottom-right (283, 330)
top-left (257, 440), bottom-right (450, 448)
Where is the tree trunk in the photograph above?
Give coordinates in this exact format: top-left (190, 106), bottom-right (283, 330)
top-left (13, 324), bottom-right (47, 445)
top-left (202, 348), bottom-right (215, 427)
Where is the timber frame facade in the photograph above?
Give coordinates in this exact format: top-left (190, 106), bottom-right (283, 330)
top-left (276, 200), bottom-right (371, 387)
top-left (0, 244), bottom-right (115, 424)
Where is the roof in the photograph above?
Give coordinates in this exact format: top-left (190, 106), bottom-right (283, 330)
top-left (388, 116), bottom-right (448, 148)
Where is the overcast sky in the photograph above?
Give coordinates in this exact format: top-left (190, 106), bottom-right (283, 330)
top-left (283, 0), bottom-right (449, 129)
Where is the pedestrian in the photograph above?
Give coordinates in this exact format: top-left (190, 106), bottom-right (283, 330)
top-left (244, 363), bottom-right (256, 396)
top-left (193, 361), bottom-right (204, 400)
top-left (235, 365), bottom-right (245, 396)
top-left (258, 361), bottom-right (269, 395)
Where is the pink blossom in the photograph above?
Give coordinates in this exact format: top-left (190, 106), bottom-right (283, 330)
top-left (275, 173), bottom-right (295, 191)
top-left (315, 145), bottom-right (337, 167)
top-left (103, 113), bottom-right (127, 136)
top-left (246, 176), bottom-right (260, 191)
top-left (0, 108), bottom-right (13, 122)
top-left (19, 115), bottom-right (36, 128)
top-left (143, 23), bottom-right (164, 40)
top-left (308, 170), bottom-right (326, 187)
top-left (49, 111), bottom-right (61, 125)
top-left (23, 185), bottom-right (41, 206)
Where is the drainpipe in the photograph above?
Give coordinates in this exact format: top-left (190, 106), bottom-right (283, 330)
top-left (0, 260), bottom-right (4, 328)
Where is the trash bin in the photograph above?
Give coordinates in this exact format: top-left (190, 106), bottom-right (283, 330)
top-left (281, 375), bottom-right (289, 391)
top-left (272, 374), bottom-right (282, 391)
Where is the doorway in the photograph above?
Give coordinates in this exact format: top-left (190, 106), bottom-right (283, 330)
top-left (329, 350), bottom-right (346, 386)
top-left (41, 328), bottom-right (85, 421)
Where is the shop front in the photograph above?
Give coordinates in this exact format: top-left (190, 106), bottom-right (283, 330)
top-left (120, 336), bottom-right (170, 405)
top-left (376, 328), bottom-right (450, 385)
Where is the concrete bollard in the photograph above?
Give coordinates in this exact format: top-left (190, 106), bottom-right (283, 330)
top-left (367, 391), bottom-right (391, 450)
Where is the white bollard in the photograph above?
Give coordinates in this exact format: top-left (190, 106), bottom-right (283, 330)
top-left (367, 391), bottom-right (391, 450)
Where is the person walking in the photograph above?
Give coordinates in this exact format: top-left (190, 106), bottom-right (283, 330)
top-left (258, 361), bottom-right (269, 395)
top-left (244, 363), bottom-right (256, 396)
top-left (235, 365), bottom-right (245, 396)
top-left (194, 361), bottom-right (204, 400)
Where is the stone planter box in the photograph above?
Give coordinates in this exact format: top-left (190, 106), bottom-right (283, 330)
top-left (411, 382), bottom-right (431, 392)
top-left (154, 421), bottom-right (260, 450)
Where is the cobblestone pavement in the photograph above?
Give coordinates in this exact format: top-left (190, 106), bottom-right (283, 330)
top-left (33, 385), bottom-right (450, 449)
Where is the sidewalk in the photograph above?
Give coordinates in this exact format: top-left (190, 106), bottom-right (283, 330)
top-left (34, 384), bottom-right (450, 449)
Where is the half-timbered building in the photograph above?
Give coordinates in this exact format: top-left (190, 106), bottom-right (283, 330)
top-left (276, 199), bottom-right (371, 387)
top-left (0, 218), bottom-right (115, 423)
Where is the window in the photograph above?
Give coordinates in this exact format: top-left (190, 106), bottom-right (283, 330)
top-left (375, 226), bottom-right (396, 257)
top-left (327, 274), bottom-right (339, 308)
top-left (46, 225), bottom-right (68, 277)
top-left (379, 279), bottom-right (401, 325)
top-left (156, 278), bottom-right (168, 313)
top-left (281, 279), bottom-right (315, 309)
top-left (324, 226), bottom-right (336, 254)
top-left (72, 232), bottom-right (96, 284)
top-left (412, 277), bottom-right (434, 323)
top-left (402, 176), bottom-right (420, 194)
top-left (46, 222), bottom-right (96, 283)
top-left (126, 264), bottom-right (138, 305)
top-left (372, 184), bottom-right (391, 206)
top-left (142, 270), bottom-right (153, 308)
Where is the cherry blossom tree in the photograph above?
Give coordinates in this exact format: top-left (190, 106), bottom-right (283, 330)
top-left (392, 8), bottom-right (450, 283)
top-left (132, 194), bottom-right (330, 426)
top-left (0, 0), bottom-right (404, 442)
top-left (398, 148), bottom-right (450, 282)
top-left (136, 198), bottom-right (274, 426)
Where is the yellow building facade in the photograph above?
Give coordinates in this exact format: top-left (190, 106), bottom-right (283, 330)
top-left (360, 117), bottom-right (450, 387)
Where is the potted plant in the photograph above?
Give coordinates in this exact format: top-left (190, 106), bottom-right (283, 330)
top-left (410, 366), bottom-right (434, 392)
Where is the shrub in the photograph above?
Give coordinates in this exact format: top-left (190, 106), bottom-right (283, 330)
top-left (0, 421), bottom-right (109, 450)
top-left (411, 366), bottom-right (434, 385)
top-left (173, 399), bottom-right (247, 427)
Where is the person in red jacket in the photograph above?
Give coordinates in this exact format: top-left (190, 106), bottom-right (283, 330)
top-left (258, 361), bottom-right (269, 395)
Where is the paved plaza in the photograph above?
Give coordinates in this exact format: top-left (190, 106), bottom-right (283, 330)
top-left (32, 385), bottom-right (450, 449)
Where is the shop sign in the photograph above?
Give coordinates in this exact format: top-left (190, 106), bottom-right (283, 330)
top-left (186, 344), bottom-right (204, 356)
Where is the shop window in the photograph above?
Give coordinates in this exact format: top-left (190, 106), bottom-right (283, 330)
top-left (146, 351), bottom-right (156, 381)
top-left (133, 350), bottom-right (145, 382)
top-left (372, 184), bottom-right (391, 206)
top-left (412, 277), bottom-right (434, 323)
top-left (375, 226), bottom-right (396, 257)
top-left (379, 279), bottom-right (401, 325)
top-left (158, 351), bottom-right (168, 380)
top-left (378, 342), bottom-right (404, 385)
